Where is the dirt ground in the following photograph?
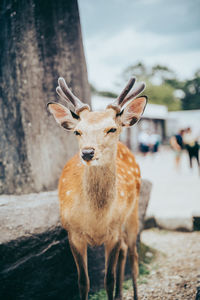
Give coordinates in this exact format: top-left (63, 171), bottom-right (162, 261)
top-left (125, 229), bottom-right (200, 300)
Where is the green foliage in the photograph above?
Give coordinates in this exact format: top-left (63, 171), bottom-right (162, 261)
top-left (90, 84), bottom-right (117, 99)
top-left (146, 83), bottom-right (181, 111)
top-left (90, 62), bottom-right (200, 111)
top-left (123, 279), bottom-right (132, 290)
top-left (89, 289), bottom-right (107, 300)
top-left (165, 69), bottom-right (200, 110)
top-left (139, 263), bottom-right (150, 276)
top-left (122, 62), bottom-right (148, 82)
top-left (180, 70), bottom-right (200, 110)
top-left (121, 62), bottom-right (200, 111)
top-left (98, 90), bottom-right (118, 98)
top-left (122, 62), bottom-right (176, 84)
top-left (121, 62), bottom-right (180, 111)
top-left (151, 64), bottom-right (175, 82)
top-left (138, 241), bottom-right (157, 264)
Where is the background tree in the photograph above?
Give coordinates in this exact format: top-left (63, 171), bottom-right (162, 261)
top-left (120, 63), bottom-right (200, 111)
top-left (179, 70), bottom-right (200, 110)
top-left (121, 62), bottom-right (149, 82)
top-left (145, 83), bottom-right (181, 111)
top-left (90, 83), bottom-right (117, 98)
top-left (120, 62), bottom-right (181, 111)
top-left (151, 64), bottom-right (176, 84)
top-left (90, 62), bottom-right (200, 112)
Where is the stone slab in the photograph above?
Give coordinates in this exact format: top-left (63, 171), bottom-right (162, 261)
top-left (0, 191), bottom-right (60, 244)
top-left (0, 179), bottom-right (152, 244)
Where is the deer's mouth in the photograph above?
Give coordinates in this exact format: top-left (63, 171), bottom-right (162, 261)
top-left (81, 157), bottom-right (99, 166)
top-left (90, 158), bottom-right (100, 166)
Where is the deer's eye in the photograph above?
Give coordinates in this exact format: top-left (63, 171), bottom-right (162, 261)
top-left (74, 130), bottom-right (81, 136)
top-left (107, 128), bottom-right (117, 134)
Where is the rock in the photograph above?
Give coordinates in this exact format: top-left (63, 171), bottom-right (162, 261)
top-left (138, 179), bottom-right (152, 234)
top-left (156, 216), bottom-right (193, 232)
top-left (144, 215), bottom-right (194, 232)
top-left (0, 191), bottom-right (60, 244)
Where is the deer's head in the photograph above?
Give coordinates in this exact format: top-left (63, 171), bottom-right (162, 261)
top-left (48, 77), bottom-right (147, 165)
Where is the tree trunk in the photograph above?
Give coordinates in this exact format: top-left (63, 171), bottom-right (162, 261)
top-left (0, 0), bottom-right (91, 195)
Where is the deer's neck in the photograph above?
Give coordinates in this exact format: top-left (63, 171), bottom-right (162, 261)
top-left (83, 160), bottom-right (116, 209)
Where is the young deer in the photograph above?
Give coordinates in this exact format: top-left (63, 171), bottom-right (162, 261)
top-left (47, 77), bottom-right (147, 300)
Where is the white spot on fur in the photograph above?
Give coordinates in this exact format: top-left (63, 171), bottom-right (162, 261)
top-left (119, 153), bottom-right (123, 159)
top-left (121, 168), bottom-right (125, 173)
top-left (62, 178), bottom-right (66, 183)
top-left (128, 157), bottom-right (133, 163)
top-left (120, 191), bottom-right (125, 197)
top-left (66, 190), bottom-right (72, 196)
top-left (128, 171), bottom-right (132, 175)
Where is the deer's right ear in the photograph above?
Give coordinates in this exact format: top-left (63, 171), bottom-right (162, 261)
top-left (118, 96), bottom-right (147, 127)
top-left (47, 102), bottom-right (79, 130)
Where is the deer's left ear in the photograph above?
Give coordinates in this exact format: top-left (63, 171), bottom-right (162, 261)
top-left (119, 96), bottom-right (147, 127)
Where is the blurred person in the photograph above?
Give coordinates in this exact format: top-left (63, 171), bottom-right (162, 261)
top-left (170, 129), bottom-right (184, 169)
top-left (183, 127), bottom-right (200, 172)
top-left (138, 130), bottom-right (150, 155)
top-left (149, 131), bottom-right (161, 153)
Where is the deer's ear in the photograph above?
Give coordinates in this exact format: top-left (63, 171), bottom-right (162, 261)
top-left (47, 102), bottom-right (79, 130)
top-left (119, 96), bottom-right (147, 127)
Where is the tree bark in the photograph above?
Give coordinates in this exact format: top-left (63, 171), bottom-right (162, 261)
top-left (0, 0), bottom-right (91, 195)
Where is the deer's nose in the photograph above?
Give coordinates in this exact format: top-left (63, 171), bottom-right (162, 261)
top-left (82, 148), bottom-right (95, 161)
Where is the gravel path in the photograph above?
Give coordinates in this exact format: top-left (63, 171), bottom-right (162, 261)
top-left (125, 229), bottom-right (200, 300)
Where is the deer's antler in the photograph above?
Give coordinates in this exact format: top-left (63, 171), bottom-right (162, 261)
top-left (107, 77), bottom-right (145, 113)
top-left (56, 77), bottom-right (90, 115)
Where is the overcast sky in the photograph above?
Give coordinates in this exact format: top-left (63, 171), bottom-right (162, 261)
top-left (78, 0), bottom-right (200, 91)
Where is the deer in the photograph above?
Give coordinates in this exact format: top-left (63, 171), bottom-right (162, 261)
top-left (47, 76), bottom-right (147, 300)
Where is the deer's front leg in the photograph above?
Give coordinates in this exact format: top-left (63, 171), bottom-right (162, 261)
top-left (69, 234), bottom-right (89, 300)
top-left (104, 239), bottom-right (121, 300)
